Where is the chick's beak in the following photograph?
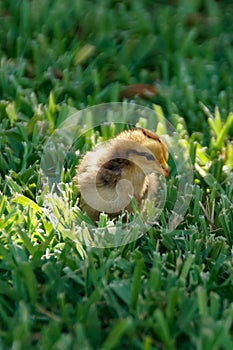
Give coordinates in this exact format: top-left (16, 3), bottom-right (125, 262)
top-left (163, 167), bottom-right (169, 177)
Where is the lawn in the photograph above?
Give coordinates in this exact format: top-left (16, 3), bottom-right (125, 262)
top-left (0, 0), bottom-right (233, 349)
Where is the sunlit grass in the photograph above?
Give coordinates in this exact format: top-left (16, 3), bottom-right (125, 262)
top-left (0, 0), bottom-right (232, 349)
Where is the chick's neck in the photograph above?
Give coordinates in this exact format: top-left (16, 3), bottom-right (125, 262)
top-left (121, 164), bottom-right (148, 202)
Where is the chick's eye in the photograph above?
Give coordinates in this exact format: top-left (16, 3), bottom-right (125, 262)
top-left (144, 152), bottom-right (155, 161)
top-left (126, 149), bottom-right (155, 161)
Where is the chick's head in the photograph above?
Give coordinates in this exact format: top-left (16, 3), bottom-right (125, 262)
top-left (115, 128), bottom-right (169, 177)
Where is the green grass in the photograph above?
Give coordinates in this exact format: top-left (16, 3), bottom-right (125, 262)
top-left (0, 0), bottom-right (233, 349)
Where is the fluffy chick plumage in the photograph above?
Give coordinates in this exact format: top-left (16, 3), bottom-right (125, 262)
top-left (75, 128), bottom-right (169, 222)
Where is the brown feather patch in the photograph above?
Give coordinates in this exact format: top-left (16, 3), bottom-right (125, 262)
top-left (140, 128), bottom-right (161, 142)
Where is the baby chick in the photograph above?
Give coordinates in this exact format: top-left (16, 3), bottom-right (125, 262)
top-left (75, 127), bottom-right (169, 222)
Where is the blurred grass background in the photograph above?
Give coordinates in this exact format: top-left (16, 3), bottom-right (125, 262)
top-left (0, 0), bottom-right (232, 349)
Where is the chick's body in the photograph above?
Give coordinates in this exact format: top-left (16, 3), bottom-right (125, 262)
top-left (75, 128), bottom-right (169, 222)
